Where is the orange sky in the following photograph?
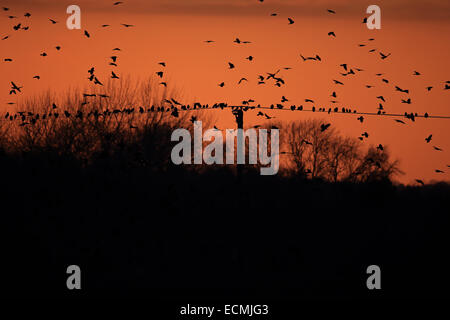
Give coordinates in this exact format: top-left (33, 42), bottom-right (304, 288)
top-left (1, 0), bottom-right (449, 184)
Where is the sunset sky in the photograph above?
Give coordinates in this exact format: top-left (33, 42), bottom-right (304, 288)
top-left (1, 0), bottom-right (449, 184)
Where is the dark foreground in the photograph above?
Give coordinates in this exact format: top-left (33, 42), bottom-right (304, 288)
top-left (1, 150), bottom-right (449, 300)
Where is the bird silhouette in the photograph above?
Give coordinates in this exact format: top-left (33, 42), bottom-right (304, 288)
top-left (111, 71), bottom-right (119, 79)
top-left (156, 71), bottom-right (163, 78)
top-left (228, 62), bottom-right (235, 69)
top-left (433, 146), bottom-right (443, 151)
top-left (49, 19), bottom-right (57, 24)
top-left (380, 52), bottom-right (391, 59)
top-left (401, 98), bottom-right (411, 104)
top-left (415, 179), bottom-right (425, 186)
top-left (94, 77), bottom-right (103, 85)
top-left (327, 9), bottom-right (336, 14)
top-left (84, 30), bottom-right (90, 38)
top-left (328, 31), bottom-right (336, 37)
top-left (395, 86), bottom-right (409, 94)
top-left (320, 123), bottom-right (331, 132)
top-left (11, 81), bottom-right (22, 92)
top-left (288, 18), bottom-right (295, 24)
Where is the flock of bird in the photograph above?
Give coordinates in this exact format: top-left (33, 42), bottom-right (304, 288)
top-left (1, 1), bottom-right (449, 182)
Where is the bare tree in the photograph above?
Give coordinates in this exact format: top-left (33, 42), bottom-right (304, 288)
top-left (282, 119), bottom-right (402, 182)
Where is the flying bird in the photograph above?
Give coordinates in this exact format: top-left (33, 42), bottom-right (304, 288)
top-left (380, 52), bottom-right (391, 59)
top-left (84, 30), bottom-right (90, 38)
top-left (320, 123), bottom-right (331, 132)
top-left (415, 179), bottom-right (425, 186)
top-left (425, 135), bottom-right (432, 143)
top-left (288, 18), bottom-right (295, 25)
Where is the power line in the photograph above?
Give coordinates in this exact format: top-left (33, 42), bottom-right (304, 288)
top-left (1, 104), bottom-right (450, 124)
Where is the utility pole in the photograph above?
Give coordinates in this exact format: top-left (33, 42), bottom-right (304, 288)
top-left (232, 107), bottom-right (244, 184)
